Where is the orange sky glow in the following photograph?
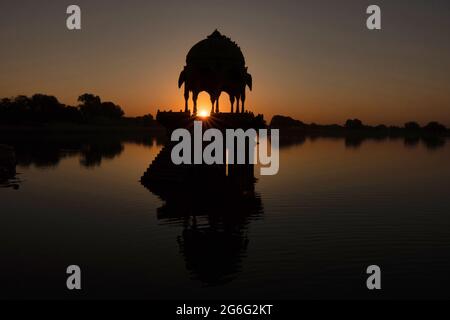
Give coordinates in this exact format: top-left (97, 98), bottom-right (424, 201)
top-left (1, 1), bottom-right (449, 126)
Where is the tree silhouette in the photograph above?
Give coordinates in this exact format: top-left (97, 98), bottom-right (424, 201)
top-left (100, 101), bottom-right (124, 119)
top-left (78, 93), bottom-right (102, 118)
top-left (345, 119), bottom-right (363, 129)
top-left (0, 93), bottom-right (126, 124)
top-left (424, 121), bottom-right (446, 133)
top-left (404, 121), bottom-right (421, 131)
top-left (77, 93), bottom-right (124, 119)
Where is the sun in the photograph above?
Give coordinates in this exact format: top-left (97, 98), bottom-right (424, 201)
top-left (198, 110), bottom-right (209, 118)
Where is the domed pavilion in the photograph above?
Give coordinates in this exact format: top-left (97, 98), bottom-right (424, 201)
top-left (178, 30), bottom-right (252, 115)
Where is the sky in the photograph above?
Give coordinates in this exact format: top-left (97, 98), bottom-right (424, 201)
top-left (1, 0), bottom-right (450, 126)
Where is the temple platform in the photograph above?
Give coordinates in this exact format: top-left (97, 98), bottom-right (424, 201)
top-left (155, 111), bottom-right (266, 132)
top-left (141, 111), bottom-right (264, 197)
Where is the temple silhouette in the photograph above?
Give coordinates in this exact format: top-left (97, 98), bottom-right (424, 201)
top-left (156, 30), bottom-right (264, 131)
top-left (142, 30), bottom-right (266, 187)
top-left (179, 30), bottom-right (252, 115)
top-left (140, 31), bottom-right (265, 285)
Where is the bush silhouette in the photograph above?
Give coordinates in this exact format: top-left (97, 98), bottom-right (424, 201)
top-left (424, 121), bottom-right (446, 133)
top-left (345, 119), bottom-right (363, 129)
top-left (404, 121), bottom-right (421, 131)
top-left (78, 93), bottom-right (124, 120)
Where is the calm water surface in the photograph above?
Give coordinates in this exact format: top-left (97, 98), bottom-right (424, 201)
top-left (1, 135), bottom-right (450, 299)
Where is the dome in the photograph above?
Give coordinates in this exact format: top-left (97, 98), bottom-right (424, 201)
top-left (186, 30), bottom-right (245, 67)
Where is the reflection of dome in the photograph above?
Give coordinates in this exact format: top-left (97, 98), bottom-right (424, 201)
top-left (186, 30), bottom-right (245, 66)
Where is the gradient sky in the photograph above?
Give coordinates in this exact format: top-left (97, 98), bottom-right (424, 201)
top-left (1, 0), bottom-right (450, 125)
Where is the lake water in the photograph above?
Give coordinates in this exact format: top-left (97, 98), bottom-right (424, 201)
top-left (1, 134), bottom-right (450, 299)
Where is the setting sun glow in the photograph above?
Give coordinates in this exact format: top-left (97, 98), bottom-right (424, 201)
top-left (198, 110), bottom-right (209, 118)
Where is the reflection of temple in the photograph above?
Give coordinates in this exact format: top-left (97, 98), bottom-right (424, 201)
top-left (141, 152), bottom-right (263, 285)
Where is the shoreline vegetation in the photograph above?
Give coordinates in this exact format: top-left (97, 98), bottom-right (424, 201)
top-left (270, 115), bottom-right (449, 149)
top-left (0, 93), bottom-right (163, 133)
top-left (0, 123), bottom-right (164, 134)
top-left (270, 115), bottom-right (449, 137)
top-left (0, 93), bottom-right (448, 138)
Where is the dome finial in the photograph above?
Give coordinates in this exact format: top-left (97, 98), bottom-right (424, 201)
top-left (209, 29), bottom-right (222, 39)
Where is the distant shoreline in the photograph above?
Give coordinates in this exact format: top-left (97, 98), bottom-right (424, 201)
top-left (271, 126), bottom-right (450, 137)
top-left (1, 121), bottom-right (449, 138)
top-left (270, 115), bottom-right (450, 137)
top-left (0, 123), bottom-right (165, 135)
top-left (1, 113), bottom-right (449, 139)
